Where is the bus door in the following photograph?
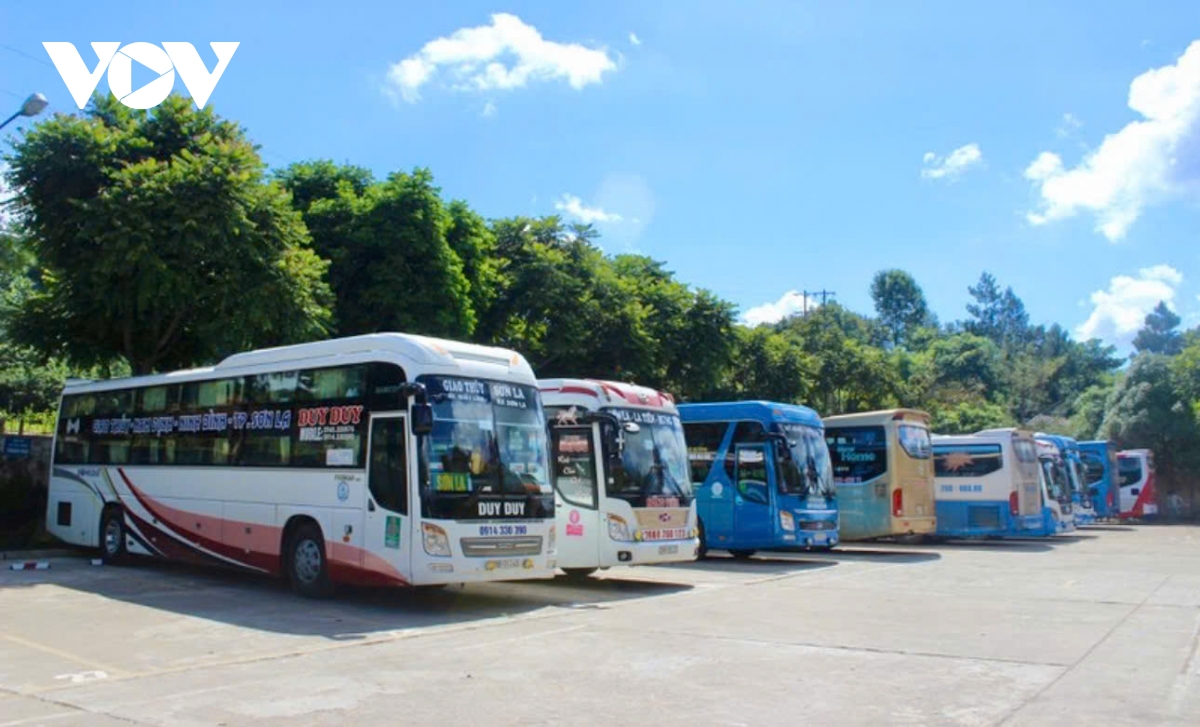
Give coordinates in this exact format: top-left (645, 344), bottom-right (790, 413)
top-left (733, 444), bottom-right (774, 543)
top-left (1080, 449), bottom-right (1110, 517)
top-left (550, 423), bottom-right (602, 566)
top-left (365, 413), bottom-right (413, 576)
top-left (1118, 455), bottom-right (1143, 514)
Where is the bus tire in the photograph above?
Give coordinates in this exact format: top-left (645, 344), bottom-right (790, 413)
top-left (729, 549), bottom-right (756, 559)
top-left (562, 567), bottom-right (598, 580)
top-left (696, 518), bottom-right (708, 559)
top-left (286, 523), bottom-right (333, 599)
top-left (99, 507), bottom-right (127, 565)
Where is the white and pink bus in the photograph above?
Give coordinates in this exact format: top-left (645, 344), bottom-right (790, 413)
top-left (46, 333), bottom-right (559, 596)
top-left (539, 379), bottom-right (699, 578)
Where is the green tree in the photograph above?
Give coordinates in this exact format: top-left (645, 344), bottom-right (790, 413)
top-left (1133, 301), bottom-right (1183, 355)
top-left (1100, 354), bottom-right (1200, 500)
top-left (714, 327), bottom-right (814, 403)
top-left (5, 95), bottom-right (332, 374)
top-left (870, 269), bottom-right (933, 347)
top-left (282, 165), bottom-right (476, 338)
top-left (965, 272), bottom-right (1029, 348)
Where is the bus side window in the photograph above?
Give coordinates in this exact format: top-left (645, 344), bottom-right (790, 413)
top-left (369, 418), bottom-right (408, 515)
top-left (723, 422), bottom-right (764, 481)
top-left (682, 422), bottom-right (726, 486)
top-left (735, 446), bottom-right (770, 505)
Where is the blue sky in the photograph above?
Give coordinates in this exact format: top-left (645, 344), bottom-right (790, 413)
top-left (3, 1), bottom-right (1199, 353)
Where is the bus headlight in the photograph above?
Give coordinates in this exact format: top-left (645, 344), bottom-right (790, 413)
top-left (780, 511), bottom-right (795, 531)
top-left (607, 514), bottom-right (633, 542)
top-left (547, 524), bottom-right (557, 555)
top-left (422, 522), bottom-right (452, 557)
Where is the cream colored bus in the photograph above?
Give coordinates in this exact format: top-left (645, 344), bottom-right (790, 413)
top-left (822, 409), bottom-right (937, 540)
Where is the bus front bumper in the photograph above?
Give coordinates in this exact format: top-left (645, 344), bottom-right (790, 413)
top-left (602, 537), bottom-right (700, 567)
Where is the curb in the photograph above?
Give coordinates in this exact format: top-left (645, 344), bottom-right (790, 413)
top-left (0, 549), bottom-right (79, 561)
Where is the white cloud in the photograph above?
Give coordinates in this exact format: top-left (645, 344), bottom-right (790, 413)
top-left (386, 13), bottom-right (617, 103)
top-left (1056, 112), bottom-right (1083, 138)
top-left (482, 100), bottom-right (497, 117)
top-left (742, 291), bottom-right (821, 326)
top-left (555, 194), bottom-right (623, 223)
top-left (1075, 264), bottom-right (1183, 345)
top-left (629, 32), bottom-right (641, 46)
top-left (1025, 40), bottom-right (1200, 241)
top-left (920, 143), bottom-right (983, 180)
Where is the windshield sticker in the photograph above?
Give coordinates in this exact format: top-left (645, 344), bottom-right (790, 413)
top-left (327, 449), bottom-right (355, 467)
top-left (566, 509), bottom-right (584, 536)
top-left (711, 481), bottom-right (724, 497)
top-left (552, 406), bottom-right (582, 426)
top-left (490, 383), bottom-right (530, 409)
top-left (435, 472), bottom-right (471, 492)
top-left (385, 516), bottom-right (401, 549)
top-left (645, 496), bottom-right (680, 508)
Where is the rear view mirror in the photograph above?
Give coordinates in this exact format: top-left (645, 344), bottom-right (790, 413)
top-left (411, 402), bottom-right (434, 436)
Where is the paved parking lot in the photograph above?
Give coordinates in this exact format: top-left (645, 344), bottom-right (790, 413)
top-left (2, 525), bottom-right (1198, 726)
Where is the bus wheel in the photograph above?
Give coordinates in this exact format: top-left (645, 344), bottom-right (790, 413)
top-left (287, 523), bottom-right (333, 598)
top-left (729, 549), bottom-right (756, 559)
top-left (562, 568), bottom-right (598, 580)
top-left (99, 507), bottom-right (127, 565)
top-left (696, 519), bottom-right (708, 559)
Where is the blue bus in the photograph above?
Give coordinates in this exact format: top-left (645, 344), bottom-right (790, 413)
top-left (1079, 440), bottom-right (1120, 519)
top-left (679, 401), bottom-right (839, 557)
top-left (1035, 434), bottom-right (1097, 526)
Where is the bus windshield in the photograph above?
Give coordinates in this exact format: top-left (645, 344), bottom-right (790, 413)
top-left (776, 423), bottom-right (835, 498)
top-left (420, 376), bottom-right (552, 519)
top-left (607, 408), bottom-right (692, 504)
top-left (1040, 457), bottom-right (1069, 501)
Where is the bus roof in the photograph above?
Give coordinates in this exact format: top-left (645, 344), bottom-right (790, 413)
top-left (975, 427), bottom-right (1035, 439)
top-left (538, 378), bottom-right (677, 412)
top-left (61, 333), bottom-right (535, 394)
top-left (822, 408), bottom-right (930, 427)
top-left (1034, 433), bottom-right (1080, 450)
top-left (933, 432), bottom-right (1013, 447)
top-left (676, 400), bottom-right (823, 429)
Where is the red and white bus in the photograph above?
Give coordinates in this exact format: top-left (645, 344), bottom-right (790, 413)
top-left (46, 333), bottom-right (558, 596)
top-left (1117, 448), bottom-right (1158, 520)
top-left (539, 379), bottom-right (699, 578)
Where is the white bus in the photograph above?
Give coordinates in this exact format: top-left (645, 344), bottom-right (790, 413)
top-left (539, 379), bottom-right (699, 578)
top-left (931, 430), bottom-right (1043, 537)
top-left (1034, 437), bottom-right (1075, 534)
top-left (47, 333), bottom-right (558, 596)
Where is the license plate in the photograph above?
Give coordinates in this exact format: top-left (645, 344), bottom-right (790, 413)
top-left (658, 544), bottom-right (678, 555)
top-left (812, 533), bottom-right (827, 544)
top-left (485, 558), bottom-right (521, 570)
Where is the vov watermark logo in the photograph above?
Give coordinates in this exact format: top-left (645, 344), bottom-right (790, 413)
top-left (43, 42), bottom-right (239, 110)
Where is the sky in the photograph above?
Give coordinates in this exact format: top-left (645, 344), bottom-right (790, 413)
top-left (2, 1), bottom-right (1199, 354)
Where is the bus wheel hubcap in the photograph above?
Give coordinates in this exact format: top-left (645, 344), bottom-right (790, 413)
top-left (105, 518), bottom-right (121, 554)
top-left (295, 540), bottom-right (321, 583)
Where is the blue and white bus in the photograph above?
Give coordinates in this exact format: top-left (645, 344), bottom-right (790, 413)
top-left (680, 401), bottom-right (838, 557)
top-left (1079, 440), bottom-right (1120, 519)
top-left (1034, 437), bottom-right (1075, 534)
top-left (1036, 434), bottom-right (1097, 526)
top-left (931, 430), bottom-right (1045, 538)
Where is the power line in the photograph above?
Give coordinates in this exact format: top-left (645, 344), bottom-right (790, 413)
top-left (0, 43), bottom-right (55, 68)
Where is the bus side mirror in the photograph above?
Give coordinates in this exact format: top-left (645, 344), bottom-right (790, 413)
top-left (411, 403), bottom-right (434, 436)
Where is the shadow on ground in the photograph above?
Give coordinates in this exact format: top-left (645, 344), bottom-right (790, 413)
top-left (0, 555), bottom-right (692, 640)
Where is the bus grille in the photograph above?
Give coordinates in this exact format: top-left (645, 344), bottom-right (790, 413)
top-left (799, 520), bottom-right (836, 531)
top-left (459, 536), bottom-right (543, 557)
top-left (967, 505), bottom-right (1001, 530)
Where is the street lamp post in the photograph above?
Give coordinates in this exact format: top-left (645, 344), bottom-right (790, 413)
top-left (0, 93), bottom-right (49, 131)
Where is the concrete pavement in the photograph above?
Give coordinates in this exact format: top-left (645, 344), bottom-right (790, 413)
top-left (1, 525), bottom-right (1197, 726)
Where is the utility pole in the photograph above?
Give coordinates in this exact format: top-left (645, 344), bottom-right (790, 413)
top-left (800, 290), bottom-right (836, 316)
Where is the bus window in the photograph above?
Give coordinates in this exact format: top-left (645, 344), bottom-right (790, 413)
top-left (551, 428), bottom-right (597, 508)
top-left (683, 422), bottom-right (726, 485)
top-left (1081, 452), bottom-right (1106, 485)
top-left (933, 444), bottom-right (1003, 477)
top-left (735, 446), bottom-right (770, 505)
top-left (1118, 457), bottom-right (1143, 487)
top-left (826, 426), bottom-right (887, 484)
top-left (723, 421), bottom-right (764, 479)
top-left (897, 424), bottom-right (931, 459)
top-left (369, 418), bottom-right (408, 515)
top-left (1013, 440), bottom-right (1038, 463)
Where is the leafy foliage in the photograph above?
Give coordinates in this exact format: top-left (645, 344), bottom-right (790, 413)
top-left (4, 95), bottom-right (332, 374)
